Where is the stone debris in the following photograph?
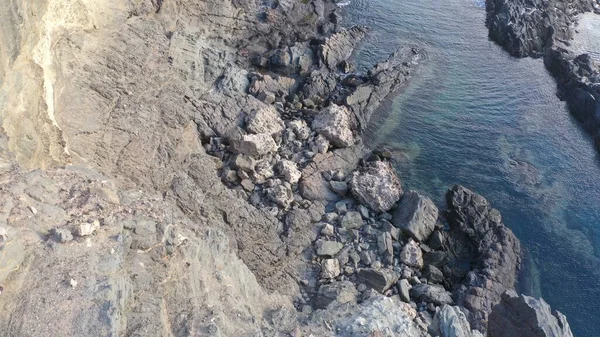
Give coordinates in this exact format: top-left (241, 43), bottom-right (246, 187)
top-left (245, 106), bottom-right (285, 136)
top-left (52, 228), bottom-right (73, 243)
top-left (321, 259), bottom-right (341, 279)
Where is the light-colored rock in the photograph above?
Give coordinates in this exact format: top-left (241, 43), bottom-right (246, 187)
top-left (253, 160), bottom-right (275, 183)
top-left (334, 294), bottom-right (422, 337)
top-left (393, 190), bottom-right (438, 242)
top-left (234, 154), bottom-right (256, 172)
top-left (77, 220), bottom-right (100, 237)
top-left (321, 258), bottom-right (341, 279)
top-left (341, 211), bottom-right (363, 229)
top-left (277, 160), bottom-right (301, 184)
top-left (399, 239), bottom-right (423, 269)
top-left (398, 279), bottom-right (411, 303)
top-left (245, 106), bottom-right (285, 136)
top-left (315, 281), bottom-right (358, 309)
top-left (312, 104), bottom-right (356, 148)
top-left (432, 305), bottom-right (484, 337)
top-left (314, 135), bottom-right (330, 153)
top-left (350, 161), bottom-right (403, 213)
top-left (289, 120), bottom-right (311, 140)
top-left (268, 184), bottom-right (293, 209)
top-left (315, 239), bottom-right (343, 257)
top-left (233, 134), bottom-right (279, 156)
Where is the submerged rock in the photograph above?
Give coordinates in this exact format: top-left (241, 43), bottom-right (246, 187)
top-left (350, 161), bottom-right (403, 213)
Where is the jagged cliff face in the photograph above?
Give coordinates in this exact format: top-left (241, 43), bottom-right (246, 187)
top-left (0, 1), bottom-right (331, 335)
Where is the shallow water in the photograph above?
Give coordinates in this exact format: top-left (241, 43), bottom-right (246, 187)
top-left (573, 13), bottom-right (600, 61)
top-left (344, 1), bottom-right (600, 335)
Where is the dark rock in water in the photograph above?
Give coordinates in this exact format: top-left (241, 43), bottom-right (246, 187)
top-left (488, 290), bottom-right (574, 337)
top-left (485, 0), bottom-right (593, 58)
top-left (393, 190), bottom-right (438, 242)
top-left (356, 268), bottom-right (399, 293)
top-left (544, 49), bottom-right (600, 150)
top-left (410, 284), bottom-right (453, 306)
top-left (315, 281), bottom-right (358, 309)
top-left (349, 161), bottom-right (403, 213)
top-left (445, 185), bottom-right (521, 334)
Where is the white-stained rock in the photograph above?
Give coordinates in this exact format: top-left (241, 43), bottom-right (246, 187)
top-left (245, 106), bottom-right (285, 136)
top-left (321, 258), bottom-right (341, 279)
top-left (312, 104), bottom-right (356, 148)
top-left (277, 160), bottom-right (301, 184)
top-left (350, 161), bottom-right (403, 213)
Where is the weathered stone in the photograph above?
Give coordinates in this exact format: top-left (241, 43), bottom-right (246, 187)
top-left (398, 279), bottom-right (411, 303)
top-left (410, 284), bottom-right (453, 306)
top-left (52, 228), bottom-right (73, 243)
top-left (321, 223), bottom-right (335, 236)
top-left (356, 268), bottom-right (399, 293)
top-left (393, 190), bottom-right (438, 242)
top-left (399, 239), bottom-right (423, 269)
top-left (341, 211), bottom-right (363, 230)
top-left (432, 305), bottom-right (485, 337)
top-left (277, 160), bottom-right (301, 184)
top-left (423, 265), bottom-right (444, 284)
top-left (428, 230), bottom-right (445, 250)
top-left (268, 184), bottom-right (293, 208)
top-left (350, 161), bottom-right (403, 213)
top-left (288, 120), bottom-right (311, 141)
top-left (314, 135), bottom-right (330, 154)
top-left (376, 232), bottom-right (393, 264)
top-left (424, 250), bottom-right (447, 268)
top-left (240, 179), bottom-right (255, 192)
top-left (333, 294), bottom-right (421, 337)
top-left (253, 160), bottom-right (275, 183)
top-left (315, 281), bottom-right (358, 309)
top-left (234, 154), bottom-right (256, 172)
top-left (319, 26), bottom-right (369, 71)
top-left (321, 258), bottom-right (341, 279)
top-left (315, 239), bottom-right (343, 257)
top-left (445, 185), bottom-right (521, 333)
top-left (77, 220), bottom-right (100, 237)
top-left (233, 134), bottom-right (278, 156)
top-left (312, 104), bottom-right (356, 148)
top-left (245, 106), bottom-right (285, 136)
top-left (488, 291), bottom-right (574, 337)
top-left (329, 180), bottom-right (348, 196)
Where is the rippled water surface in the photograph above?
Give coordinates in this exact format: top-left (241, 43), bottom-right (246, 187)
top-left (345, 1), bottom-right (600, 335)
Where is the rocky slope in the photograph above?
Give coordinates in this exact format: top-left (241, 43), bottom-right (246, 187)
top-left (0, 0), bottom-right (574, 336)
top-left (486, 0), bottom-right (600, 149)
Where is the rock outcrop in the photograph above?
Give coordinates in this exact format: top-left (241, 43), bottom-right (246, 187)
top-left (488, 291), bottom-right (574, 337)
top-left (445, 185), bottom-right (522, 334)
top-left (486, 0), bottom-right (600, 150)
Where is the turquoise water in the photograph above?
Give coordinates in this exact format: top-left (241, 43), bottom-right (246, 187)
top-left (345, 0), bottom-right (600, 335)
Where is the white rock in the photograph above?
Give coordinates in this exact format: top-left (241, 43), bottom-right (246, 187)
top-left (245, 106), bottom-right (284, 136)
top-left (312, 104), bottom-right (356, 148)
top-left (77, 220), bottom-right (100, 237)
top-left (277, 160), bottom-right (302, 184)
top-left (321, 258), bottom-right (341, 279)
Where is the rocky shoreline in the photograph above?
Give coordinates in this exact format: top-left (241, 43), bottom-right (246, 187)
top-left (486, 0), bottom-right (600, 150)
top-left (0, 0), bottom-right (575, 336)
